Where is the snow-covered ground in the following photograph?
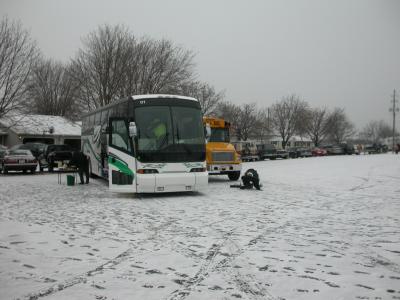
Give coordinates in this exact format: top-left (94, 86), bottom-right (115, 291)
top-left (1, 154), bottom-right (399, 300)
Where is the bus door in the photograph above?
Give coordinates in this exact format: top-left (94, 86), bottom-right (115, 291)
top-left (108, 118), bottom-right (137, 192)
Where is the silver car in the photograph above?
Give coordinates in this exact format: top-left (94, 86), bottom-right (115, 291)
top-left (1, 149), bottom-right (38, 174)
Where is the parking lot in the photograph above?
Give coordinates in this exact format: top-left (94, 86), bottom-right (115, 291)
top-left (0, 154), bottom-right (400, 300)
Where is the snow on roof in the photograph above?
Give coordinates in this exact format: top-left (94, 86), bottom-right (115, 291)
top-left (269, 135), bottom-right (312, 142)
top-left (0, 114), bottom-right (81, 136)
top-left (131, 94), bottom-right (198, 102)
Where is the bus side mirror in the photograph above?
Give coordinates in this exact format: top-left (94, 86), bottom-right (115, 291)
top-left (205, 124), bottom-right (211, 142)
top-left (129, 122), bottom-right (137, 137)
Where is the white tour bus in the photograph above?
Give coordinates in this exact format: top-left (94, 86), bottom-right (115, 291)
top-left (81, 95), bottom-right (208, 193)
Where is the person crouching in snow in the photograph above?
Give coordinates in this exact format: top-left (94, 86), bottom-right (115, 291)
top-left (71, 151), bottom-right (90, 184)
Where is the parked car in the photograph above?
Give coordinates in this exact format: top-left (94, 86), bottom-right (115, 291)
top-left (364, 144), bottom-right (387, 154)
top-left (312, 147), bottom-right (327, 156)
top-left (1, 149), bottom-right (38, 174)
top-left (294, 147), bottom-right (312, 157)
top-left (257, 143), bottom-right (277, 160)
top-left (340, 143), bottom-right (355, 155)
top-left (0, 145), bottom-right (7, 170)
top-left (287, 148), bottom-right (298, 158)
top-left (323, 145), bottom-right (344, 155)
top-left (11, 143), bottom-right (46, 160)
top-left (276, 149), bottom-right (289, 159)
top-left (39, 144), bottom-right (75, 172)
top-left (232, 141), bottom-right (259, 161)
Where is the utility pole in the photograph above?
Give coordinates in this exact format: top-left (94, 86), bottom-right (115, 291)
top-left (389, 89), bottom-right (399, 153)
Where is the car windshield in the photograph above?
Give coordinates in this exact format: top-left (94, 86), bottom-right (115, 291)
top-left (135, 105), bottom-right (205, 162)
top-left (8, 150), bottom-right (31, 156)
top-left (209, 128), bottom-right (230, 143)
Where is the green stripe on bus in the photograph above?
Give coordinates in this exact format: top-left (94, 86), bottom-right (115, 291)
top-left (108, 157), bottom-right (134, 176)
top-left (82, 138), bottom-right (101, 163)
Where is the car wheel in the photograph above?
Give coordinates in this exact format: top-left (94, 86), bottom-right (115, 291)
top-left (228, 171), bottom-right (241, 181)
top-left (23, 170), bottom-right (27, 174)
top-left (31, 169), bottom-right (36, 174)
top-left (4, 167), bottom-right (8, 174)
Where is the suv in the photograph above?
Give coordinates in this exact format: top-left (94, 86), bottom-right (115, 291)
top-left (39, 144), bottom-right (75, 172)
top-left (257, 143), bottom-right (277, 160)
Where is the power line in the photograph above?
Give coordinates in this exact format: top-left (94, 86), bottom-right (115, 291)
top-left (389, 89), bottom-right (399, 153)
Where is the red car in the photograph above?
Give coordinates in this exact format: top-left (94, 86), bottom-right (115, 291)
top-left (1, 149), bottom-right (38, 174)
top-left (312, 147), bottom-right (327, 156)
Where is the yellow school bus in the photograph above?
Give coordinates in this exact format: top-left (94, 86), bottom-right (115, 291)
top-left (203, 117), bottom-right (242, 181)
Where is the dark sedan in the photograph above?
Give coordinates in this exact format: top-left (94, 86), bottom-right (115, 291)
top-left (1, 150), bottom-right (38, 174)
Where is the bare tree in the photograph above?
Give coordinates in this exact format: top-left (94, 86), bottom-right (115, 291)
top-left (303, 107), bottom-right (330, 147)
top-left (0, 17), bottom-right (38, 118)
top-left (134, 38), bottom-right (195, 95)
top-left (178, 81), bottom-right (224, 115)
top-left (237, 103), bottom-right (259, 141)
top-left (325, 107), bottom-right (355, 144)
top-left (359, 120), bottom-right (393, 144)
top-left (215, 101), bottom-right (240, 123)
top-left (70, 24), bottom-right (134, 110)
top-left (26, 58), bottom-right (81, 118)
top-left (271, 94), bottom-right (309, 149)
top-left (254, 108), bottom-right (272, 143)
top-left (71, 25), bottom-right (196, 110)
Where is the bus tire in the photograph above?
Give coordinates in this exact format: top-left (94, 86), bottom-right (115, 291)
top-left (228, 171), bottom-right (241, 181)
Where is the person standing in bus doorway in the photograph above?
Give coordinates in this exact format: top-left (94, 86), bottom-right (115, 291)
top-left (71, 151), bottom-right (90, 184)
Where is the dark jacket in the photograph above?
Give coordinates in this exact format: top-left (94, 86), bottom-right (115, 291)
top-left (71, 151), bottom-right (89, 169)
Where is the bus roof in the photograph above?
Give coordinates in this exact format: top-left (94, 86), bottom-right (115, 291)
top-left (131, 94), bottom-right (198, 102)
top-left (81, 94), bottom-right (199, 118)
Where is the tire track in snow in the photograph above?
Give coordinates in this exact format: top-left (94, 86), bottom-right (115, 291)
top-left (166, 222), bottom-right (289, 300)
top-left (22, 216), bottom-right (177, 300)
top-left (23, 248), bottom-right (132, 300)
top-left (166, 231), bottom-right (234, 300)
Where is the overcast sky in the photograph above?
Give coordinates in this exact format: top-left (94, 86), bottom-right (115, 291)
top-left (1, 0), bottom-right (399, 129)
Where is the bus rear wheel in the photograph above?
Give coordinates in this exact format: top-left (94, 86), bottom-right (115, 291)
top-left (228, 171), bottom-right (241, 181)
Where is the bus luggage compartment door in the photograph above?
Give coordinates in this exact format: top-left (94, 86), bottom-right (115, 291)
top-left (155, 173), bottom-right (196, 193)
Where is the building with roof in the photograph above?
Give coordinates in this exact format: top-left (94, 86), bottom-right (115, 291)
top-left (0, 114), bottom-right (81, 148)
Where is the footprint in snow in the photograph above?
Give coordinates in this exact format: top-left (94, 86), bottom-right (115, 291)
top-left (173, 279), bottom-right (187, 285)
top-left (209, 285), bottom-right (223, 290)
top-left (23, 264), bottom-right (35, 269)
top-left (145, 269), bottom-right (162, 275)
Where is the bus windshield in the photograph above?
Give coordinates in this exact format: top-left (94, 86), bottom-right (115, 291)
top-left (209, 128), bottom-right (230, 143)
top-left (135, 105), bottom-right (205, 162)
